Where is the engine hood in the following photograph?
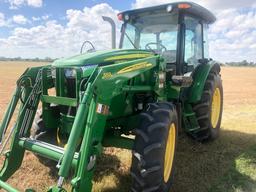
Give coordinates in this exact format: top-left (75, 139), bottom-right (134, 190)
top-left (52, 49), bottom-right (154, 67)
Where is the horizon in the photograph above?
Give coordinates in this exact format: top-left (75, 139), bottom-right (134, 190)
top-left (0, 0), bottom-right (255, 62)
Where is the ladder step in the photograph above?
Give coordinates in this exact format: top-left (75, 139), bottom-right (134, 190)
top-left (18, 138), bottom-right (78, 167)
top-left (188, 126), bottom-right (201, 131)
top-left (184, 112), bottom-right (195, 117)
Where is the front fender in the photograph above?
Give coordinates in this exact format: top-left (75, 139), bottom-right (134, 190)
top-left (187, 60), bottom-right (220, 103)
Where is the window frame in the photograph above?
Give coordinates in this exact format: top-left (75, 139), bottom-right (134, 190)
top-left (119, 11), bottom-right (207, 76)
top-left (183, 14), bottom-right (204, 67)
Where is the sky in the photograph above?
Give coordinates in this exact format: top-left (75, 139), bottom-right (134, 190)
top-left (0, 0), bottom-right (255, 62)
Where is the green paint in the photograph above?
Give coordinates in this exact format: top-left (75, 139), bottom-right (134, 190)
top-left (41, 95), bottom-right (77, 107)
top-left (188, 61), bottom-right (220, 103)
top-left (0, 3), bottom-right (220, 191)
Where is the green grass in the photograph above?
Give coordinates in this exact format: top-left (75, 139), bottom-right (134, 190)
top-left (210, 145), bottom-right (256, 192)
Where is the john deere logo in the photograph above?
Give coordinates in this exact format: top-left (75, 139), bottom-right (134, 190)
top-left (117, 62), bottom-right (153, 74)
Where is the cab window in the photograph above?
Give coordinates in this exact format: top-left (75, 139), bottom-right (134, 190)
top-left (184, 16), bottom-right (203, 67)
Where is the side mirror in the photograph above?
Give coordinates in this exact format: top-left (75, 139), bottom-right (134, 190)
top-left (102, 16), bottom-right (116, 49)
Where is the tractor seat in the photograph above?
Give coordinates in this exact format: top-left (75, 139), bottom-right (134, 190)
top-left (162, 50), bottom-right (176, 64)
top-left (162, 50), bottom-right (177, 76)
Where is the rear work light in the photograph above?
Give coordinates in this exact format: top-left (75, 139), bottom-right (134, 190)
top-left (117, 13), bottom-right (123, 21)
top-left (178, 3), bottom-right (191, 9)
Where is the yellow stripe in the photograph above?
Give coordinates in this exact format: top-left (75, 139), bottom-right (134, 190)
top-left (104, 54), bottom-right (151, 61)
top-left (117, 62), bottom-right (152, 74)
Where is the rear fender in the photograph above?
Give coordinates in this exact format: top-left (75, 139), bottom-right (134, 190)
top-left (187, 61), bottom-right (220, 103)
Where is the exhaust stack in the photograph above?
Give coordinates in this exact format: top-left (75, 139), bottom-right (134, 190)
top-left (102, 16), bottom-right (116, 49)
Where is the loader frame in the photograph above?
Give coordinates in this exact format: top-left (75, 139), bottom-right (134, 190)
top-left (0, 56), bottom-right (164, 191)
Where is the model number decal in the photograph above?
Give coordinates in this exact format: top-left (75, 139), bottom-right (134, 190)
top-left (96, 103), bottom-right (110, 115)
top-left (102, 72), bottom-right (113, 79)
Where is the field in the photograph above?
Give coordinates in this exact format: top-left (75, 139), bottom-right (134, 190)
top-left (0, 61), bottom-right (256, 192)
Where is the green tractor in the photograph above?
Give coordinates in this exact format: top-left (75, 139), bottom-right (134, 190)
top-left (0, 2), bottom-right (223, 192)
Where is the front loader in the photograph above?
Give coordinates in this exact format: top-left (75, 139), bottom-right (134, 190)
top-left (0, 2), bottom-right (223, 192)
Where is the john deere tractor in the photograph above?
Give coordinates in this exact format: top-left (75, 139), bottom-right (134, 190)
top-left (0, 2), bottom-right (223, 192)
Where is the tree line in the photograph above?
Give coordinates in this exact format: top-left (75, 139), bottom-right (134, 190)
top-left (0, 56), bottom-right (55, 62)
top-left (225, 60), bottom-right (256, 67)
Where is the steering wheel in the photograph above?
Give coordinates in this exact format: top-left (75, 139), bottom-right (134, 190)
top-left (145, 42), bottom-right (167, 52)
top-left (80, 40), bottom-right (96, 54)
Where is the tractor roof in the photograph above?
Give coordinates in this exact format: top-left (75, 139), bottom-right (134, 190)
top-left (120, 2), bottom-right (216, 24)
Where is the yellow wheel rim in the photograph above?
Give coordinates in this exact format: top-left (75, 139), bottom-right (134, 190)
top-left (211, 87), bottom-right (221, 128)
top-left (57, 128), bottom-right (67, 148)
top-left (164, 123), bottom-right (176, 183)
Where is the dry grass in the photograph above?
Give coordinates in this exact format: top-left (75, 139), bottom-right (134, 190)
top-left (0, 62), bottom-right (256, 191)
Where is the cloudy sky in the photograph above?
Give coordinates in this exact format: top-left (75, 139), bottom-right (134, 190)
top-left (0, 0), bottom-right (255, 62)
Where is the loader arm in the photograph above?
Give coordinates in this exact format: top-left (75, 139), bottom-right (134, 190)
top-left (58, 56), bottom-right (159, 191)
top-left (0, 55), bottom-right (160, 192)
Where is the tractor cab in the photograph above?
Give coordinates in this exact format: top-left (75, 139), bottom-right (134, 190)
top-left (117, 2), bottom-right (216, 75)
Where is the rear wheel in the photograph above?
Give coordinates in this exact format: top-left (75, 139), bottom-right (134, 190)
top-left (192, 72), bottom-right (223, 141)
top-left (131, 102), bottom-right (178, 192)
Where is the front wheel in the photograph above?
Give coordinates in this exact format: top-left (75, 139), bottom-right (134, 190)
top-left (131, 102), bottom-right (178, 192)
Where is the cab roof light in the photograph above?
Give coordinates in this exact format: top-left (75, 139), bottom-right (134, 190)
top-left (178, 3), bottom-right (191, 9)
top-left (166, 5), bottom-right (173, 13)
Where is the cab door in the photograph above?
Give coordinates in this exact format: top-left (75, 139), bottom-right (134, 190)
top-left (183, 16), bottom-right (204, 74)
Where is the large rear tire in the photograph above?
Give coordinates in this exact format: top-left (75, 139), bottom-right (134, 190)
top-left (131, 102), bottom-right (178, 192)
top-left (192, 72), bottom-right (223, 141)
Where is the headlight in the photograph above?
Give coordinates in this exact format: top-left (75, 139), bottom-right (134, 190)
top-left (51, 68), bottom-right (56, 78)
top-left (64, 69), bottom-right (77, 78)
top-left (81, 65), bottom-right (97, 72)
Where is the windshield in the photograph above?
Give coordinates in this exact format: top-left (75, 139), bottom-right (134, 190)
top-left (120, 11), bottom-right (179, 63)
